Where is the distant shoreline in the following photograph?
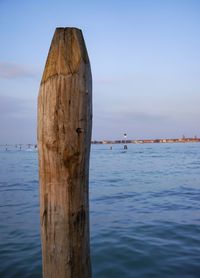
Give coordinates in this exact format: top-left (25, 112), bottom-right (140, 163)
top-left (92, 138), bottom-right (200, 144)
top-left (1, 138), bottom-right (200, 147)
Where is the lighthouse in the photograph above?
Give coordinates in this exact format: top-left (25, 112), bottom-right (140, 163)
top-left (124, 133), bottom-right (128, 150)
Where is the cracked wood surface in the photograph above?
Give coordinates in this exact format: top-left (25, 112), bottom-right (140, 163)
top-left (37, 27), bottom-right (92, 278)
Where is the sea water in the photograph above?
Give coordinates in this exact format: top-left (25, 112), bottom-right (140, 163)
top-left (0, 143), bottom-right (200, 277)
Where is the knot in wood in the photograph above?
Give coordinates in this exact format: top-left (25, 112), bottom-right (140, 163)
top-left (76, 128), bottom-right (82, 134)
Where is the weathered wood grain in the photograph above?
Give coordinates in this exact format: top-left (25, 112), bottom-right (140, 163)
top-left (37, 27), bottom-right (92, 278)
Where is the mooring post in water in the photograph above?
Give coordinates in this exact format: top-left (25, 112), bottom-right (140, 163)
top-left (37, 27), bottom-right (92, 278)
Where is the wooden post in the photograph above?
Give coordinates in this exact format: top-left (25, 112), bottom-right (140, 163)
top-left (37, 27), bottom-right (92, 278)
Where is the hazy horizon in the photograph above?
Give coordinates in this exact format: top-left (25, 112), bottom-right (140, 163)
top-left (0, 0), bottom-right (200, 144)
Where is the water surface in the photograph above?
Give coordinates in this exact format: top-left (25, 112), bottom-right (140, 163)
top-left (0, 143), bottom-right (200, 277)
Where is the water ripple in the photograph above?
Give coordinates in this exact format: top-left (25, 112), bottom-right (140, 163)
top-left (1, 144), bottom-right (200, 277)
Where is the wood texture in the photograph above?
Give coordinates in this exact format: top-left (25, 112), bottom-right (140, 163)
top-left (37, 27), bottom-right (92, 278)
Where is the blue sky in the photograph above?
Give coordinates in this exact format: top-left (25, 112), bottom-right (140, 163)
top-left (0, 0), bottom-right (200, 143)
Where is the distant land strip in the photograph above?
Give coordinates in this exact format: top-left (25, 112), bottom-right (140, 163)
top-left (0, 138), bottom-right (200, 147)
top-left (92, 137), bottom-right (200, 144)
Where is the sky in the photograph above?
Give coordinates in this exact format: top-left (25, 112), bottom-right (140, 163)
top-left (0, 0), bottom-right (200, 143)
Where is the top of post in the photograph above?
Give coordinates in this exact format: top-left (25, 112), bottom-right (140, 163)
top-left (41, 27), bottom-right (90, 84)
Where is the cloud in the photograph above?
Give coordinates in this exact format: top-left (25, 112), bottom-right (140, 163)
top-left (94, 107), bottom-right (169, 124)
top-left (0, 95), bottom-right (36, 117)
top-left (0, 62), bottom-right (39, 79)
top-left (0, 95), bottom-right (36, 144)
top-left (120, 111), bottom-right (169, 123)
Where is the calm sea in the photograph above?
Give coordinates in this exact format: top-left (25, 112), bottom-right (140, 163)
top-left (0, 143), bottom-right (200, 277)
